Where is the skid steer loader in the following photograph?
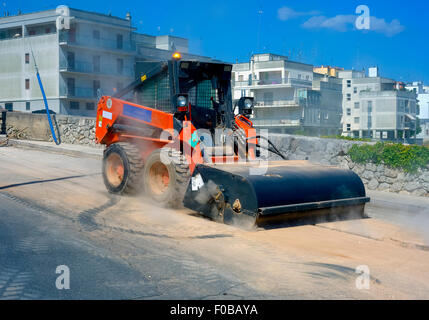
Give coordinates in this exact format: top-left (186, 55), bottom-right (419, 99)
top-left (95, 53), bottom-right (369, 226)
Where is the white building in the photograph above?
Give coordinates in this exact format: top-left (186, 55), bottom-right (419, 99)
top-left (338, 68), bottom-right (418, 142)
top-left (0, 8), bottom-right (209, 116)
top-left (232, 53), bottom-right (342, 135)
top-left (405, 81), bottom-right (429, 119)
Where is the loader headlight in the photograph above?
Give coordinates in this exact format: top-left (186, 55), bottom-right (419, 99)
top-left (177, 95), bottom-right (187, 107)
top-left (237, 97), bottom-right (254, 116)
top-left (175, 94), bottom-right (189, 112)
top-left (244, 98), bottom-right (253, 109)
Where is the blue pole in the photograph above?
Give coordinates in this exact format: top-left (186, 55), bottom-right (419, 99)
top-left (36, 71), bottom-right (59, 145)
top-left (29, 42), bottom-right (60, 146)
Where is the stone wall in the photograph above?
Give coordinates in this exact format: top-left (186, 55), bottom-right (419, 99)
top-left (54, 116), bottom-right (96, 145)
top-left (5, 112), bottom-right (96, 146)
top-left (268, 134), bottom-right (429, 197)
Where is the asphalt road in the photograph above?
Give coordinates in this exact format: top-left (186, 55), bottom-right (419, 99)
top-left (1, 145), bottom-right (429, 299)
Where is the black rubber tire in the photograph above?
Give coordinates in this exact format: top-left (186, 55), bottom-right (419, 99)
top-left (143, 148), bottom-right (190, 208)
top-left (102, 142), bottom-right (144, 195)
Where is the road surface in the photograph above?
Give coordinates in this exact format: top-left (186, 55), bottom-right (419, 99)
top-left (1, 145), bottom-right (429, 299)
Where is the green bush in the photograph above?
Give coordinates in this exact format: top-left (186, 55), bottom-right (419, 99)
top-left (347, 142), bottom-right (429, 173)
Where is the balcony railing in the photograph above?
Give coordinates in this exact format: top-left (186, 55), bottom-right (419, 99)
top-left (252, 118), bottom-right (302, 127)
top-left (59, 60), bottom-right (133, 77)
top-left (233, 77), bottom-right (312, 88)
top-left (59, 31), bottom-right (136, 52)
top-left (60, 86), bottom-right (97, 99)
top-left (254, 99), bottom-right (303, 108)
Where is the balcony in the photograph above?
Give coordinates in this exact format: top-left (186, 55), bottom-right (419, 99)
top-left (252, 118), bottom-right (302, 127)
top-left (59, 31), bottom-right (136, 53)
top-left (60, 86), bottom-right (97, 99)
top-left (233, 77), bottom-right (312, 89)
top-left (254, 99), bottom-right (303, 108)
top-left (59, 60), bottom-right (133, 78)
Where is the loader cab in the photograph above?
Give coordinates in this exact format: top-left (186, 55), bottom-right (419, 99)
top-left (131, 59), bottom-right (234, 132)
top-left (176, 61), bottom-right (234, 131)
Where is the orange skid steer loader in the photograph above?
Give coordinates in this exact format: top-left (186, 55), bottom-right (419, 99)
top-left (95, 54), bottom-right (369, 226)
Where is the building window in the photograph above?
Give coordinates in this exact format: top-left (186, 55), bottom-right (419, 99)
top-left (26, 102), bottom-right (30, 111)
top-left (346, 108), bottom-right (351, 116)
top-left (93, 55), bottom-right (100, 73)
top-left (346, 94), bottom-right (351, 101)
top-left (116, 58), bottom-right (123, 74)
top-left (86, 102), bottom-right (95, 110)
top-left (69, 27), bottom-right (76, 43)
top-left (67, 78), bottom-right (75, 96)
top-left (238, 75), bottom-right (244, 82)
top-left (263, 92), bottom-right (274, 104)
top-left (354, 102), bottom-right (360, 109)
top-left (354, 117), bottom-right (360, 124)
top-left (368, 116), bottom-right (372, 128)
top-left (45, 27), bottom-right (51, 34)
top-left (67, 52), bottom-right (75, 69)
top-left (298, 74), bottom-right (302, 79)
top-left (368, 101), bottom-right (373, 113)
top-left (25, 79), bottom-right (30, 90)
top-left (5, 103), bottom-right (13, 111)
top-left (347, 80), bottom-right (351, 88)
top-left (70, 101), bottom-right (79, 110)
top-left (353, 87), bottom-right (357, 94)
top-left (93, 30), bottom-right (100, 40)
top-left (116, 34), bottom-right (123, 49)
top-left (346, 124), bottom-right (351, 131)
top-left (25, 53), bottom-right (30, 64)
top-left (240, 90), bottom-right (246, 97)
top-left (93, 80), bottom-right (100, 97)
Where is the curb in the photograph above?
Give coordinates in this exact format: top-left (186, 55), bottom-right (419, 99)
top-left (7, 139), bottom-right (103, 160)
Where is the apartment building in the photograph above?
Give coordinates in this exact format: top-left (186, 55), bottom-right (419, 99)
top-left (232, 53), bottom-right (342, 135)
top-left (405, 81), bottom-right (429, 119)
top-left (0, 8), bottom-right (207, 116)
top-left (338, 68), bottom-right (418, 141)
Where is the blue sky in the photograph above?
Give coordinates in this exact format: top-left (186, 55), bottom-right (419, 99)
top-left (4, 0), bottom-right (429, 83)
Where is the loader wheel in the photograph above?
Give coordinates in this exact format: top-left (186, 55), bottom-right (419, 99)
top-left (102, 142), bottom-right (144, 194)
top-left (143, 148), bottom-right (190, 208)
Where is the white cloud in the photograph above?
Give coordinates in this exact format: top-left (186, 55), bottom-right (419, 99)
top-left (302, 14), bottom-right (405, 36)
top-left (277, 6), bottom-right (318, 21)
top-left (302, 15), bottom-right (355, 32)
top-left (370, 17), bottom-right (405, 37)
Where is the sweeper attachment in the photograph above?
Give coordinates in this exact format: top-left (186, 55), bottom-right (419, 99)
top-left (183, 161), bottom-right (368, 226)
top-left (95, 53), bottom-right (369, 227)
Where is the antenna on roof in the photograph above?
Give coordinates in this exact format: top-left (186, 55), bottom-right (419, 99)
top-left (256, 2), bottom-right (263, 53)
